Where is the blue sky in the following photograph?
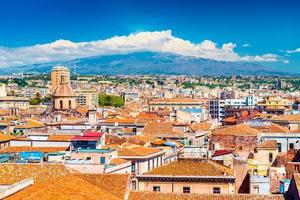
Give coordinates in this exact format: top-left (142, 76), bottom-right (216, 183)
top-left (0, 0), bottom-right (299, 71)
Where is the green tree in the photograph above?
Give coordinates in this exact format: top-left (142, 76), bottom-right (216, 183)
top-left (13, 78), bottom-right (28, 87)
top-left (98, 94), bottom-right (124, 108)
top-left (29, 98), bottom-right (41, 105)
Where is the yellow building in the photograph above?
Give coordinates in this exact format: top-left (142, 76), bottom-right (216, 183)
top-left (257, 96), bottom-right (290, 110)
top-left (247, 140), bottom-right (278, 176)
top-left (51, 66), bottom-right (70, 92)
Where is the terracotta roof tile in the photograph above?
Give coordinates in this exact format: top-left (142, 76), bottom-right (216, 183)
top-left (0, 146), bottom-right (68, 153)
top-left (0, 133), bottom-right (15, 142)
top-left (145, 159), bottom-right (234, 176)
top-left (77, 173), bottom-right (130, 199)
top-left (118, 145), bottom-right (162, 157)
top-left (257, 140), bottom-right (277, 149)
top-left (126, 135), bottom-right (164, 146)
top-left (75, 106), bottom-right (89, 116)
top-left (269, 123), bottom-right (290, 133)
top-left (15, 119), bottom-right (45, 129)
top-left (272, 149), bottom-right (296, 167)
top-left (0, 109), bottom-right (10, 116)
top-left (47, 135), bottom-right (74, 141)
top-left (212, 124), bottom-right (259, 136)
top-left (6, 175), bottom-right (121, 200)
top-left (143, 121), bottom-right (186, 138)
top-left (272, 114), bottom-right (300, 122)
top-left (0, 163), bottom-right (71, 185)
top-left (189, 122), bottom-right (212, 132)
top-left (252, 123), bottom-right (290, 133)
top-left (109, 158), bottom-right (130, 165)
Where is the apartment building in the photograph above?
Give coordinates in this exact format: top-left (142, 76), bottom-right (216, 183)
top-left (75, 90), bottom-right (99, 107)
top-left (209, 95), bottom-right (257, 122)
top-left (149, 98), bottom-right (202, 111)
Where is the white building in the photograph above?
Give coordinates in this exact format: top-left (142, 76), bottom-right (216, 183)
top-left (209, 95), bottom-right (258, 122)
top-left (0, 84), bottom-right (7, 97)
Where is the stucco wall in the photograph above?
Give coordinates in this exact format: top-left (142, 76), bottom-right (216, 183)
top-left (138, 181), bottom-right (234, 194)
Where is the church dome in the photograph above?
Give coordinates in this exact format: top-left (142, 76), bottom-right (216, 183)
top-left (53, 84), bottom-right (74, 97)
top-left (52, 73), bottom-right (74, 97)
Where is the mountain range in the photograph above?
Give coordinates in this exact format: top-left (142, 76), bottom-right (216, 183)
top-left (0, 52), bottom-right (293, 76)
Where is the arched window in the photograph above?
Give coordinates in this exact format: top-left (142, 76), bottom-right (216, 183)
top-left (69, 100), bottom-right (72, 109)
top-left (60, 100), bottom-right (63, 110)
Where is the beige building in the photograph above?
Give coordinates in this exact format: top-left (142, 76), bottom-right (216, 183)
top-left (0, 96), bottom-right (29, 110)
top-left (135, 159), bottom-right (235, 194)
top-left (75, 90), bottom-right (99, 107)
top-left (117, 145), bottom-right (165, 176)
top-left (247, 140), bottom-right (278, 176)
top-left (51, 66), bottom-right (70, 91)
top-left (52, 73), bottom-right (76, 111)
top-left (149, 98), bottom-right (202, 111)
top-left (0, 83), bottom-right (7, 97)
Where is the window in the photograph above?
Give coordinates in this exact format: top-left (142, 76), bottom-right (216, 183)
top-left (253, 186), bottom-right (259, 194)
top-left (100, 157), bottom-right (105, 164)
top-left (148, 160), bottom-right (150, 171)
top-left (253, 169), bottom-right (258, 175)
top-left (132, 181), bottom-right (137, 190)
top-left (295, 165), bottom-right (300, 172)
top-left (131, 163), bottom-right (136, 173)
top-left (60, 100), bottom-right (63, 109)
top-left (277, 143), bottom-right (282, 152)
top-left (269, 153), bottom-right (273, 163)
top-left (213, 187), bottom-right (221, 194)
top-left (289, 143), bottom-right (294, 150)
top-left (69, 100), bottom-right (72, 109)
top-left (153, 186), bottom-right (160, 192)
top-left (152, 159), bottom-right (155, 169)
top-left (183, 187), bottom-right (190, 193)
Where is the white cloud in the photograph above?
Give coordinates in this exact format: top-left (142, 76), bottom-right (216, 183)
top-left (0, 30), bottom-right (280, 67)
top-left (283, 60), bottom-right (290, 64)
top-left (242, 44), bottom-right (251, 47)
top-left (287, 48), bottom-right (300, 54)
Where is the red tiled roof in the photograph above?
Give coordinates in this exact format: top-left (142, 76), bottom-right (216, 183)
top-left (212, 149), bottom-right (233, 157)
top-left (83, 131), bottom-right (104, 137)
top-left (72, 132), bottom-right (104, 141)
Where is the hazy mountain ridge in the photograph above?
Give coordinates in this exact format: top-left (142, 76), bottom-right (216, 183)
top-left (0, 52), bottom-right (293, 76)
